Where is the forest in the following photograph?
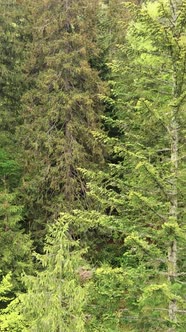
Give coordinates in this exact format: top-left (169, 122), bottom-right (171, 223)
top-left (0, 0), bottom-right (185, 331)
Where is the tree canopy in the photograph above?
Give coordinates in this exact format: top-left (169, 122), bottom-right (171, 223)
top-left (0, 0), bottom-right (185, 331)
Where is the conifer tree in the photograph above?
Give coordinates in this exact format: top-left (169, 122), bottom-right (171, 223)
top-left (0, 0), bottom-right (28, 151)
top-left (110, 2), bottom-right (186, 329)
top-left (18, 0), bottom-right (106, 241)
top-left (70, 0), bottom-right (186, 330)
top-left (20, 215), bottom-right (88, 332)
top-left (0, 2), bottom-right (32, 326)
top-left (0, 151), bottom-right (32, 329)
top-left (0, 273), bottom-right (26, 331)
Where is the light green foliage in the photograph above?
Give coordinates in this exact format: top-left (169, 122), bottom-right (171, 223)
top-left (0, 0), bottom-right (185, 331)
top-left (0, 273), bottom-right (26, 332)
top-left (0, 171), bottom-right (32, 330)
top-left (72, 0), bottom-right (186, 330)
top-left (0, 273), bottom-right (14, 304)
top-left (86, 265), bottom-right (133, 332)
top-left (20, 215), bottom-right (87, 332)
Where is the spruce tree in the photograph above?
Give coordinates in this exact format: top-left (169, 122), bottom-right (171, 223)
top-left (0, 0), bottom-right (29, 151)
top-left (0, 151), bottom-right (32, 329)
top-left (111, 2), bottom-right (186, 329)
top-left (18, 0), bottom-right (106, 242)
top-left (0, 273), bottom-right (26, 331)
top-left (20, 215), bottom-right (88, 332)
top-left (70, 1), bottom-right (186, 330)
top-left (0, 2), bottom-right (32, 327)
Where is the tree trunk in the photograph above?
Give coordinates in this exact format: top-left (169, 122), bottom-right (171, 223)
top-left (168, 72), bottom-right (179, 332)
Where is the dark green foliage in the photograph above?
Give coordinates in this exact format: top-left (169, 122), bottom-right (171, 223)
top-left (0, 0), bottom-right (28, 146)
top-left (18, 0), bottom-right (106, 241)
top-left (0, 0), bottom-right (185, 331)
top-left (0, 2), bottom-right (32, 322)
top-left (0, 190), bottom-right (31, 279)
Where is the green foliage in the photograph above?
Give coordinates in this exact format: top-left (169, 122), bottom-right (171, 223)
top-left (86, 265), bottom-right (132, 332)
top-left (0, 149), bottom-right (21, 189)
top-left (20, 215), bottom-right (88, 332)
top-left (0, 190), bottom-right (32, 279)
top-left (18, 0), bottom-right (106, 242)
top-left (0, 0), bottom-right (28, 146)
top-left (70, 0), bottom-right (186, 330)
top-left (0, 146), bottom-right (32, 283)
top-left (0, 0), bottom-right (185, 331)
top-left (0, 273), bottom-right (26, 332)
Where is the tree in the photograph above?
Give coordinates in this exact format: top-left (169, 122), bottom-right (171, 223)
top-left (20, 215), bottom-right (88, 332)
top-left (112, 1), bottom-right (186, 329)
top-left (0, 151), bottom-right (32, 330)
top-left (70, 0), bottom-right (186, 330)
top-left (0, 147), bottom-right (32, 282)
top-left (0, 0), bottom-right (29, 152)
top-left (18, 0), bottom-right (106, 244)
top-left (0, 2), bottom-right (32, 326)
top-left (0, 273), bottom-right (26, 332)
